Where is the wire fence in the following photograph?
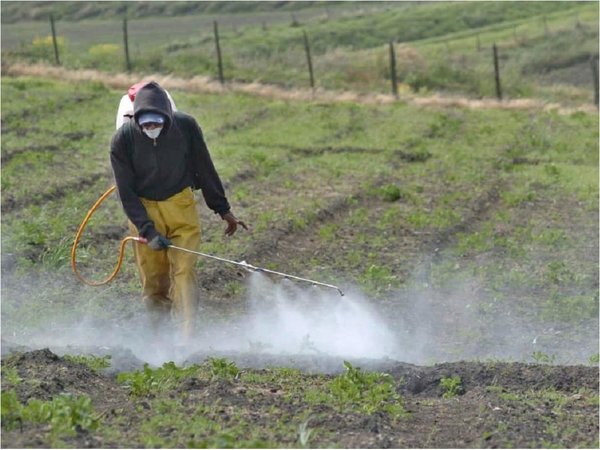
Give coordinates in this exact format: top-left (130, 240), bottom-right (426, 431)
top-left (16, 13), bottom-right (600, 106)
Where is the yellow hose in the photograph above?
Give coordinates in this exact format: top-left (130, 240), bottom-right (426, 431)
top-left (71, 185), bottom-right (143, 286)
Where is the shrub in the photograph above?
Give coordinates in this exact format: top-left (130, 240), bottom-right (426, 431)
top-left (29, 35), bottom-right (66, 61)
top-left (87, 43), bottom-right (120, 69)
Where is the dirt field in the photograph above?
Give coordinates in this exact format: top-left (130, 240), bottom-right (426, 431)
top-left (1, 67), bottom-right (598, 447)
top-left (1, 345), bottom-right (598, 448)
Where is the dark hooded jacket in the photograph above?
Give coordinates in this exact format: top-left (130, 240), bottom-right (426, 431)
top-left (110, 81), bottom-right (230, 240)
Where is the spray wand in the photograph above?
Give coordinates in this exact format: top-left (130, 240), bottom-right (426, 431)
top-left (71, 186), bottom-right (344, 296)
top-left (167, 243), bottom-right (344, 296)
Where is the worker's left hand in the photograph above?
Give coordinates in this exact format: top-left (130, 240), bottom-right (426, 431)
top-left (222, 212), bottom-right (248, 236)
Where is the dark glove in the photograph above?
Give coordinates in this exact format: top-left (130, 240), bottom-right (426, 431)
top-left (148, 234), bottom-right (171, 251)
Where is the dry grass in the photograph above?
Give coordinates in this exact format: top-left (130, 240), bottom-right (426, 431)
top-left (4, 61), bottom-right (597, 115)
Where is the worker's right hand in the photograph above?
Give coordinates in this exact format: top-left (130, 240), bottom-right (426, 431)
top-left (147, 234), bottom-right (171, 251)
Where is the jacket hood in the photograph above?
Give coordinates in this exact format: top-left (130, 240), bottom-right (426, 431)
top-left (133, 82), bottom-right (173, 132)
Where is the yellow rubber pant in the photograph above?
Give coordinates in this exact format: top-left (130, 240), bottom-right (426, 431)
top-left (129, 187), bottom-right (201, 340)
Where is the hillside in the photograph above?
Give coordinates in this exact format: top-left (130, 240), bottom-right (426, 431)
top-left (0, 1), bottom-right (350, 23)
top-left (2, 1), bottom-right (597, 104)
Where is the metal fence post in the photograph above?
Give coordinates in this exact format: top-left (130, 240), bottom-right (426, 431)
top-left (303, 30), bottom-right (315, 89)
top-left (214, 21), bottom-right (225, 84)
top-left (50, 14), bottom-right (60, 65)
top-left (590, 54), bottom-right (599, 107)
top-left (389, 41), bottom-right (398, 98)
top-left (123, 17), bottom-right (132, 72)
top-left (493, 43), bottom-right (502, 101)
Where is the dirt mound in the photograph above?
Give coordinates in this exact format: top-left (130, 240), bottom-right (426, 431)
top-left (2, 349), bottom-right (129, 407)
top-left (390, 361), bottom-right (599, 397)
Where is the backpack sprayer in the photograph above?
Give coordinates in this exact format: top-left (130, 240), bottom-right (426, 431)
top-left (71, 185), bottom-right (344, 296)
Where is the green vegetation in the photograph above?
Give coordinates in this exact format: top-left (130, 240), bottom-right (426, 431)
top-left (117, 362), bottom-right (200, 397)
top-left (80, 359), bottom-right (405, 447)
top-left (0, 13), bottom-right (598, 441)
top-left (316, 361), bottom-right (405, 417)
top-left (1, 74), bottom-right (597, 361)
top-left (63, 354), bottom-right (111, 373)
top-left (440, 375), bottom-right (464, 398)
top-left (2, 391), bottom-right (99, 442)
top-left (2, 2), bottom-right (597, 103)
top-left (208, 357), bottom-right (241, 381)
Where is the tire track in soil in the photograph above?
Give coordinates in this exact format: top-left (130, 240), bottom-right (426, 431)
top-left (1, 91), bottom-right (104, 129)
top-left (198, 129), bottom-right (499, 299)
top-left (271, 179), bottom-right (504, 281)
top-left (1, 131), bottom-right (95, 165)
top-left (196, 189), bottom-right (362, 295)
top-left (213, 108), bottom-right (271, 136)
top-left (198, 127), bottom-right (430, 294)
top-left (1, 144), bottom-right (60, 165)
top-left (1, 173), bottom-right (105, 213)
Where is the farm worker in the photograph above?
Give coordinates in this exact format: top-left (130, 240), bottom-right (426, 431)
top-left (115, 81), bottom-right (177, 129)
top-left (110, 81), bottom-right (247, 340)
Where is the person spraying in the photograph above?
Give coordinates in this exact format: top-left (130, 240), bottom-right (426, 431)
top-left (109, 81), bottom-right (247, 341)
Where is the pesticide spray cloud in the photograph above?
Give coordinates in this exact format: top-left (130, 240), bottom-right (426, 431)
top-left (2, 262), bottom-right (597, 369)
top-left (1, 270), bottom-right (402, 368)
top-left (197, 273), bottom-right (399, 359)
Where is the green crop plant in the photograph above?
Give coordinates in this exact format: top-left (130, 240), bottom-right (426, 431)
top-left (117, 362), bottom-right (200, 396)
top-left (208, 357), bottom-right (240, 381)
top-left (1, 391), bottom-right (98, 436)
top-left (1, 390), bottom-right (23, 430)
top-left (380, 184), bottom-right (404, 202)
top-left (297, 418), bottom-right (313, 448)
top-left (540, 292), bottom-right (598, 323)
top-left (64, 354), bottom-right (111, 374)
top-left (531, 351), bottom-right (557, 364)
top-left (440, 375), bottom-right (464, 398)
top-left (316, 361), bottom-right (405, 417)
top-left (318, 223), bottom-right (337, 241)
top-left (358, 264), bottom-right (399, 295)
top-left (1, 366), bottom-right (22, 385)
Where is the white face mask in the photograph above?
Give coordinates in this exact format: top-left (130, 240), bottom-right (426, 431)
top-left (143, 127), bottom-right (162, 139)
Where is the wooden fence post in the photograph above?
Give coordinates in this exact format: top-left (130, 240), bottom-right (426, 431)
top-left (493, 43), bottom-right (502, 101)
top-left (590, 55), bottom-right (599, 107)
top-left (213, 21), bottom-right (224, 84)
top-left (291, 13), bottom-right (300, 27)
top-left (476, 33), bottom-right (481, 52)
top-left (49, 14), bottom-right (60, 65)
top-left (123, 17), bottom-right (131, 72)
top-left (302, 30), bottom-right (315, 89)
top-left (389, 41), bottom-right (398, 98)
top-left (543, 16), bottom-right (549, 36)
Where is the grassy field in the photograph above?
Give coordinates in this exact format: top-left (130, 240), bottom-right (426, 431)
top-left (2, 1), bottom-right (597, 104)
top-left (1, 73), bottom-right (598, 356)
top-left (1, 24), bottom-right (599, 446)
top-left (2, 6), bottom-right (599, 449)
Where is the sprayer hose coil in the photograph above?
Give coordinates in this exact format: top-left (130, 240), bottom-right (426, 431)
top-left (70, 185), bottom-right (141, 286)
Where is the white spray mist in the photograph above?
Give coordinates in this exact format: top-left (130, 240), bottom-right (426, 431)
top-left (198, 273), bottom-right (400, 359)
